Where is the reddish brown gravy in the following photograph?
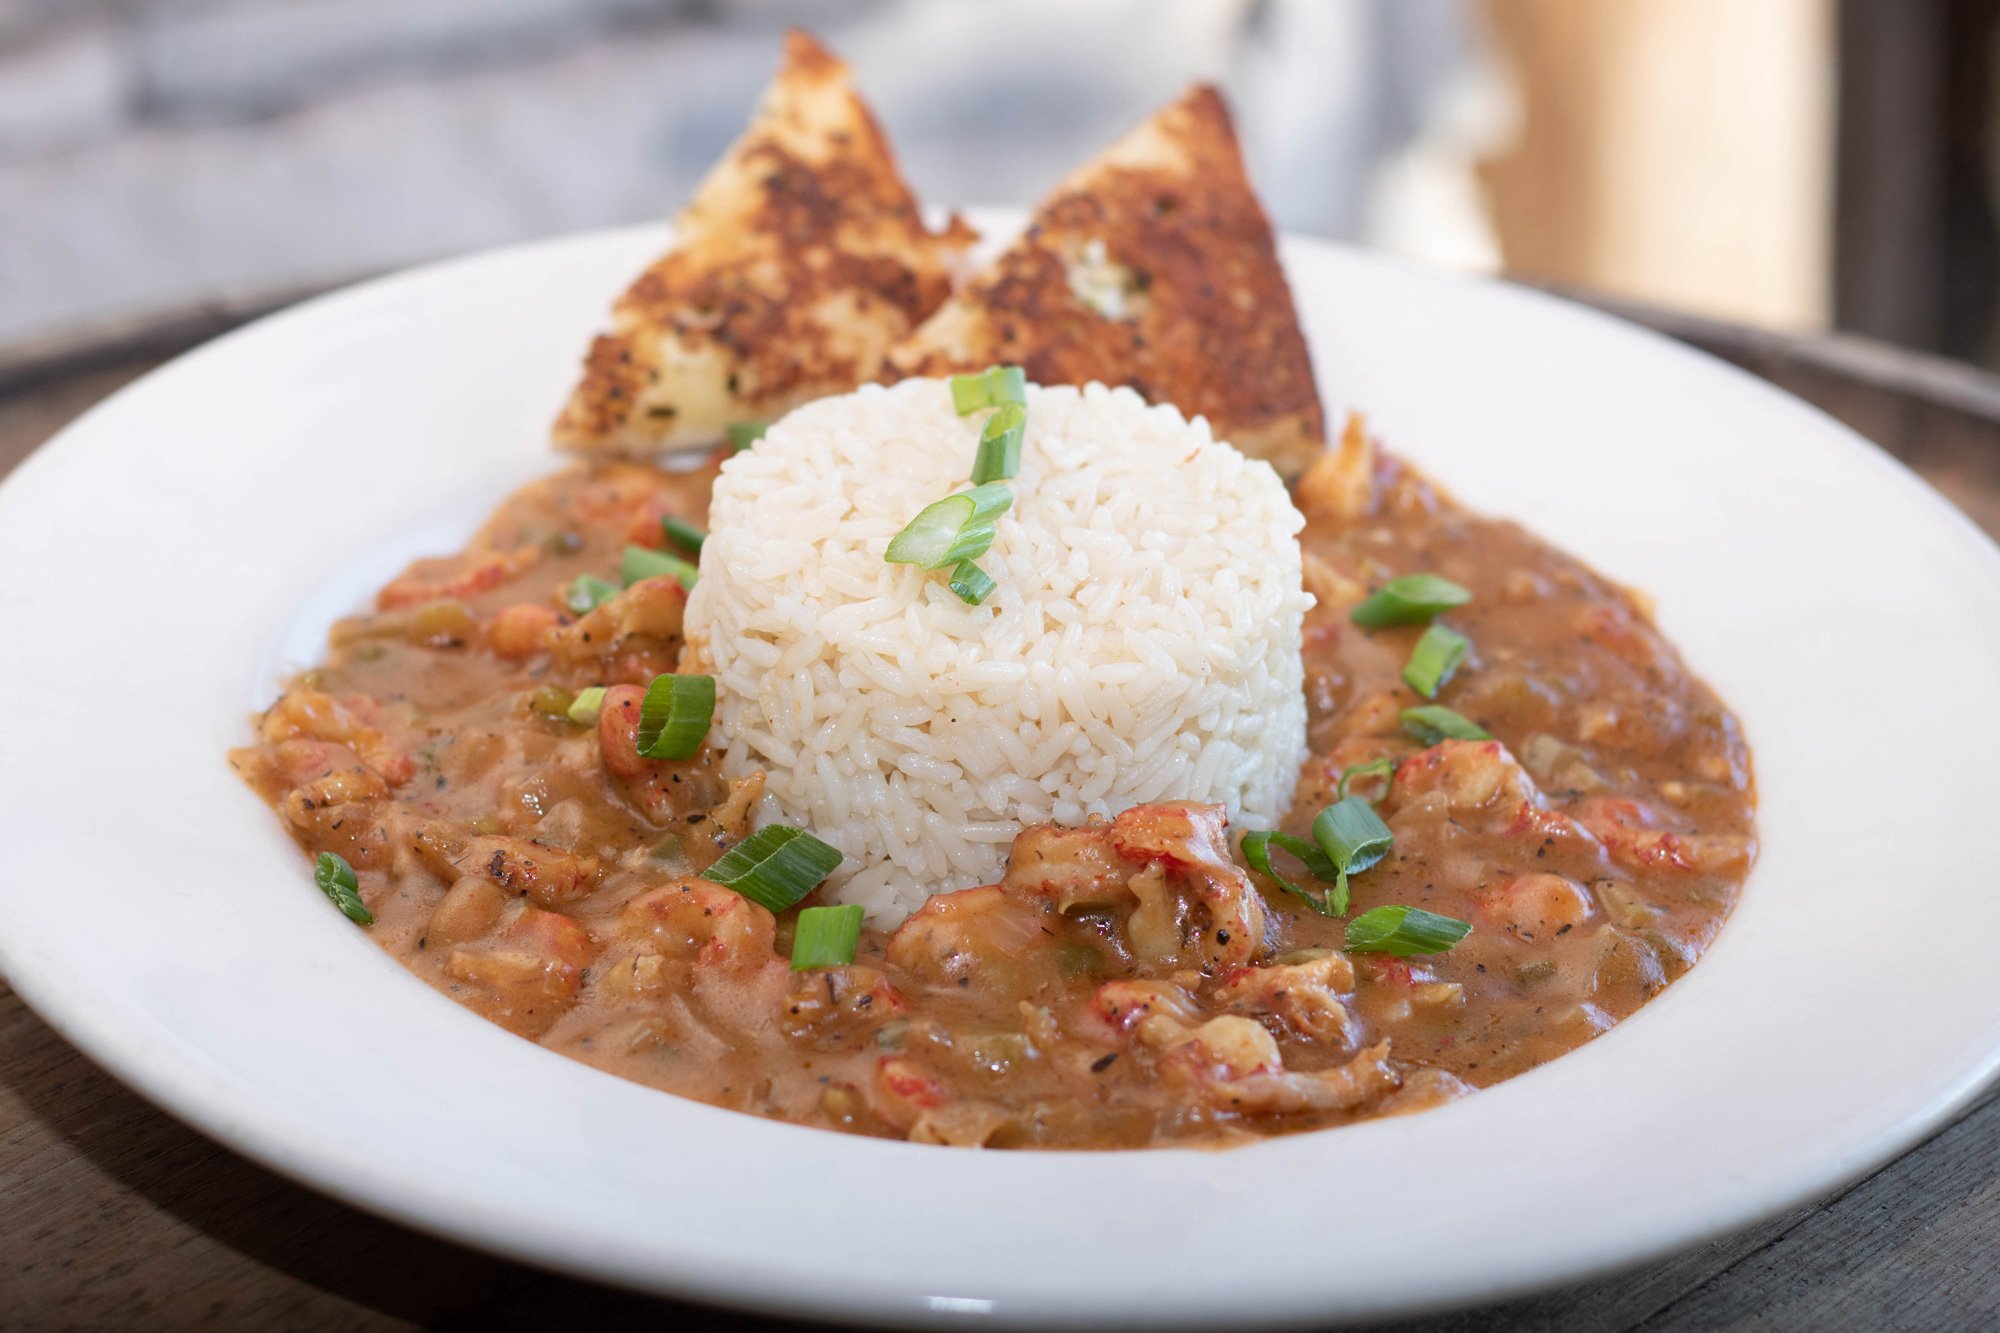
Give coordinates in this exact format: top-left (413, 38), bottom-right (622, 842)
top-left (232, 449), bottom-right (1754, 1148)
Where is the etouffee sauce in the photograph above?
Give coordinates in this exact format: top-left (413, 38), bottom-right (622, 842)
top-left (232, 447), bottom-right (1754, 1148)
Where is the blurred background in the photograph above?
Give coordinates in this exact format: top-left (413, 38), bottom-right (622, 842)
top-left (0, 0), bottom-right (1993, 367)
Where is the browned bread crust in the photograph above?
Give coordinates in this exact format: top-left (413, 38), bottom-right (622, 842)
top-left (553, 30), bottom-right (971, 455)
top-left (886, 86), bottom-right (1325, 477)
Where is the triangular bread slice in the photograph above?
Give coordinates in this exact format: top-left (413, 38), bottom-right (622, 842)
top-left (553, 30), bottom-right (970, 455)
top-left (886, 86), bottom-right (1325, 477)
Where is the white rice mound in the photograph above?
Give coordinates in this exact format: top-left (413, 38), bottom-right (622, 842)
top-left (685, 378), bottom-right (1312, 924)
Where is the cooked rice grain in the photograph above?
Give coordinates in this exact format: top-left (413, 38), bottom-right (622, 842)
top-left (685, 379), bottom-right (1311, 922)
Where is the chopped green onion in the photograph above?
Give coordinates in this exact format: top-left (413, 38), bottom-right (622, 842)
top-left (949, 365), bottom-right (1027, 414)
top-left (313, 851), bottom-right (373, 925)
top-left (621, 544), bottom-right (699, 590)
top-left (661, 516), bottom-right (705, 555)
top-left (1337, 757), bottom-right (1397, 803)
top-left (1402, 624), bottom-right (1469, 699)
top-left (727, 421), bottom-right (767, 451)
top-left (1351, 573), bottom-right (1472, 628)
top-left (566, 685), bottom-right (606, 725)
top-left (791, 903), bottom-right (866, 970)
top-left (1242, 795), bottom-right (1394, 919)
top-left (707, 825), bottom-right (845, 912)
top-left (1401, 705), bottom-right (1492, 745)
top-left (1313, 796), bottom-right (1394, 916)
top-left (1241, 829), bottom-right (1342, 916)
top-left (1344, 904), bottom-right (1472, 956)
top-left (947, 560), bottom-right (996, 605)
top-left (884, 482), bottom-right (1013, 570)
top-left (970, 402), bottom-right (1026, 484)
top-left (565, 574), bottom-right (619, 615)
top-left (634, 673), bottom-right (714, 760)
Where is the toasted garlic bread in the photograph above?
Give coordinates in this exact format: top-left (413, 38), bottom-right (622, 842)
top-left (886, 86), bottom-right (1325, 477)
top-left (553, 30), bottom-right (970, 456)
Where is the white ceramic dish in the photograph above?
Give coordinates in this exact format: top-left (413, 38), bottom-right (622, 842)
top-left (3, 213), bottom-right (2000, 1329)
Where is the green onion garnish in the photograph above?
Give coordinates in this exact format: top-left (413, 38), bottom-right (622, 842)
top-left (791, 903), bottom-right (865, 970)
top-left (727, 421), bottom-right (767, 452)
top-left (1344, 904), bottom-right (1472, 956)
top-left (1337, 757), bottom-right (1397, 803)
top-left (661, 516), bottom-right (705, 555)
top-left (565, 574), bottom-right (619, 615)
top-left (947, 560), bottom-right (996, 605)
top-left (1402, 624), bottom-right (1469, 699)
top-left (970, 402), bottom-right (1026, 484)
top-left (313, 851), bottom-right (373, 925)
top-left (1314, 796), bottom-right (1394, 916)
top-left (621, 544), bottom-right (699, 590)
top-left (1401, 705), bottom-right (1492, 745)
top-left (1242, 795), bottom-right (1393, 918)
top-left (707, 825), bottom-right (845, 912)
top-left (1351, 573), bottom-right (1472, 628)
top-left (1241, 829), bottom-right (1340, 914)
top-left (566, 685), bottom-right (606, 725)
top-left (950, 365), bottom-right (1027, 415)
top-left (884, 482), bottom-right (1013, 570)
top-left (634, 673), bottom-right (714, 760)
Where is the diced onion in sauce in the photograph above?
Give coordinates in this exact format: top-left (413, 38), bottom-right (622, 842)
top-left (528, 685), bottom-right (575, 717)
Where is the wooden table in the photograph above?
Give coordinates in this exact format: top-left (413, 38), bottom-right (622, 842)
top-left (5, 294), bottom-right (2000, 1329)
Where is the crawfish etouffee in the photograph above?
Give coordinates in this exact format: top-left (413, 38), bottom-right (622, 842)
top-left (232, 44), bottom-right (1752, 1149)
top-left (232, 411), bottom-right (1754, 1149)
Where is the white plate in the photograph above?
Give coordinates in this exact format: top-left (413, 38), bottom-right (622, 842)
top-left (3, 213), bottom-right (1999, 1329)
